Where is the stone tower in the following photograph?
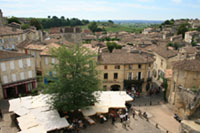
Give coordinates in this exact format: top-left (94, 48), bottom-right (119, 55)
top-left (0, 9), bottom-right (3, 26)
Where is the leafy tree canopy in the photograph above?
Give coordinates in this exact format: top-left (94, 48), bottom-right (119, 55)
top-left (108, 20), bottom-right (114, 24)
top-left (7, 16), bottom-right (21, 24)
top-left (43, 45), bottom-right (101, 112)
top-left (177, 23), bottom-right (190, 38)
top-left (197, 26), bottom-right (200, 32)
top-left (21, 24), bottom-right (30, 30)
top-left (106, 42), bottom-right (122, 53)
top-left (88, 22), bottom-right (98, 32)
top-left (30, 18), bottom-right (43, 30)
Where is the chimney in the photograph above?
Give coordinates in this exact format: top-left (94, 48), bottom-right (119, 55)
top-left (0, 9), bottom-right (2, 18)
top-left (12, 27), bottom-right (16, 32)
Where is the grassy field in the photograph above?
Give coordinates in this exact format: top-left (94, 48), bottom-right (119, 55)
top-left (81, 22), bottom-right (156, 33)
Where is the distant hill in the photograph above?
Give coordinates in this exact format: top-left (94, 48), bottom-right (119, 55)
top-left (95, 20), bottom-right (163, 24)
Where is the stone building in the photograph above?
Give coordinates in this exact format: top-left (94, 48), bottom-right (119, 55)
top-left (0, 26), bottom-right (43, 50)
top-left (97, 49), bottom-right (154, 93)
top-left (185, 31), bottom-right (200, 43)
top-left (0, 9), bottom-right (6, 26)
top-left (24, 44), bottom-right (46, 74)
top-left (178, 46), bottom-right (198, 60)
top-left (168, 56), bottom-right (200, 118)
top-left (0, 50), bottom-right (36, 99)
top-left (40, 43), bottom-right (60, 80)
top-left (152, 45), bottom-right (178, 81)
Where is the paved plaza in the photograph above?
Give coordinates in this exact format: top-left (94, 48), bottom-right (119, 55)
top-left (81, 115), bottom-right (163, 133)
top-left (133, 93), bottom-right (180, 133)
top-left (0, 93), bottom-right (180, 133)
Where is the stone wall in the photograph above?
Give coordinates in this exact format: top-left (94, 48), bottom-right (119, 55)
top-left (180, 120), bottom-right (200, 133)
top-left (62, 33), bottom-right (82, 44)
top-left (174, 86), bottom-right (200, 119)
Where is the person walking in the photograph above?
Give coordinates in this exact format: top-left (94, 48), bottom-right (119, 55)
top-left (111, 115), bottom-right (115, 125)
top-left (0, 109), bottom-right (2, 120)
top-left (119, 114), bottom-right (123, 123)
top-left (126, 117), bottom-right (131, 128)
top-left (132, 110), bottom-right (135, 119)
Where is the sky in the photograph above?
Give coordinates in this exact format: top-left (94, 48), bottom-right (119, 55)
top-left (0, 0), bottom-right (200, 20)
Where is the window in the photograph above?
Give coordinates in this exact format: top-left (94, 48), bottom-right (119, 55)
top-left (12, 74), bottom-right (17, 82)
top-left (138, 72), bottom-right (142, 80)
top-left (27, 59), bottom-right (31, 67)
top-left (20, 72), bottom-right (25, 80)
top-left (3, 75), bottom-right (8, 84)
top-left (103, 85), bottom-right (107, 89)
top-left (104, 73), bottom-right (108, 79)
top-left (18, 60), bottom-right (23, 68)
top-left (0, 39), bottom-right (3, 43)
top-left (138, 64), bottom-right (142, 69)
top-left (45, 57), bottom-right (48, 65)
top-left (161, 59), bottom-right (163, 67)
top-left (28, 83), bottom-right (33, 91)
top-left (12, 44), bottom-right (16, 49)
top-left (114, 73), bottom-right (118, 79)
top-left (104, 65), bottom-right (107, 69)
top-left (129, 65), bottom-right (132, 70)
top-left (128, 72), bottom-right (133, 80)
top-left (1, 63), bottom-right (6, 71)
top-left (115, 65), bottom-right (120, 69)
top-left (52, 58), bottom-right (55, 64)
top-left (10, 61), bottom-right (15, 70)
top-left (28, 71), bottom-right (33, 78)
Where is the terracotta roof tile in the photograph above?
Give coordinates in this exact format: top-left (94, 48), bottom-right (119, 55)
top-left (153, 45), bottom-right (178, 59)
top-left (0, 50), bottom-right (32, 61)
top-left (0, 26), bottom-right (23, 36)
top-left (173, 59), bottom-right (200, 72)
top-left (99, 50), bottom-right (154, 65)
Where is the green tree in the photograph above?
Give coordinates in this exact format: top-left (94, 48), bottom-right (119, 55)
top-left (108, 20), bottom-right (114, 24)
top-left (106, 42), bottom-right (122, 53)
top-left (197, 26), bottom-right (200, 32)
top-left (44, 45), bottom-right (101, 112)
top-left (177, 23), bottom-right (189, 38)
top-left (88, 22), bottom-right (98, 32)
top-left (21, 24), bottom-right (30, 30)
top-left (30, 18), bottom-right (43, 30)
top-left (7, 16), bottom-right (21, 24)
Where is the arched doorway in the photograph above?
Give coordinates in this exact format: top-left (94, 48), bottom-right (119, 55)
top-left (111, 85), bottom-right (120, 91)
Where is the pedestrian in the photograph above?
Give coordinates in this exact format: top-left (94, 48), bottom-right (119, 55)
top-left (138, 110), bottom-right (142, 118)
top-left (126, 117), bottom-right (131, 127)
top-left (111, 115), bottom-right (115, 125)
top-left (125, 112), bottom-right (128, 121)
top-left (119, 114), bottom-right (123, 123)
top-left (132, 110), bottom-right (135, 119)
top-left (0, 109), bottom-right (2, 119)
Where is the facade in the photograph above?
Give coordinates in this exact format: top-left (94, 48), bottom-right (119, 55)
top-left (0, 26), bottom-right (43, 50)
top-left (178, 46), bottom-right (198, 60)
top-left (152, 45), bottom-right (178, 81)
top-left (168, 57), bottom-right (200, 118)
top-left (97, 49), bottom-right (154, 93)
top-left (0, 50), bottom-right (36, 99)
top-left (25, 44), bottom-right (46, 73)
top-left (40, 43), bottom-right (60, 79)
top-left (185, 31), bottom-right (200, 43)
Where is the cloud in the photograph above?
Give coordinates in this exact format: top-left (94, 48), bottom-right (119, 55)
top-left (172, 0), bottom-right (182, 3)
top-left (137, 0), bottom-right (154, 2)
